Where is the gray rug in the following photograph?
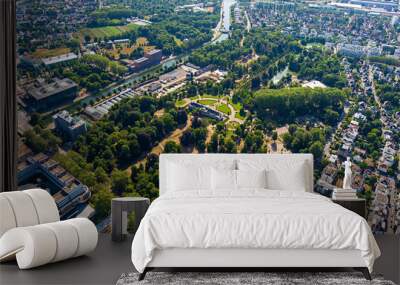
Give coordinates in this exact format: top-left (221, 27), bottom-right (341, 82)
top-left (116, 272), bottom-right (396, 285)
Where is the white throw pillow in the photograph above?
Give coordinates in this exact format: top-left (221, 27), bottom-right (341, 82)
top-left (167, 162), bottom-right (211, 191)
top-left (238, 159), bottom-right (308, 191)
top-left (236, 169), bottom-right (267, 189)
top-left (211, 168), bottom-right (237, 191)
top-left (166, 158), bottom-right (237, 192)
top-left (265, 166), bottom-right (307, 192)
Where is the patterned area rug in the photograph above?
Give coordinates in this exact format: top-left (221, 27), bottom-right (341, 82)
top-left (117, 272), bottom-right (395, 285)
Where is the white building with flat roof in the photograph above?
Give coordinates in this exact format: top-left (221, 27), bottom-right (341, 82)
top-left (42, 52), bottom-right (78, 66)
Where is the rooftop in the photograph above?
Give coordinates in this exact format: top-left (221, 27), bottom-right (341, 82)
top-left (53, 110), bottom-right (86, 129)
top-left (301, 80), bottom-right (327, 89)
top-left (28, 78), bottom-right (78, 101)
top-left (145, 49), bottom-right (162, 55)
top-left (134, 57), bottom-right (149, 64)
top-left (42, 52), bottom-right (78, 66)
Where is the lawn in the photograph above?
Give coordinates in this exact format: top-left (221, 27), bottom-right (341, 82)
top-left (143, 46), bottom-right (156, 52)
top-left (80, 23), bottom-right (139, 41)
top-left (107, 37), bottom-right (153, 59)
top-left (198, 99), bottom-right (217, 106)
top-left (32, 48), bottom-right (71, 58)
top-left (228, 99), bottom-right (242, 112)
top-left (136, 37), bottom-right (149, 46)
top-left (227, 121), bottom-right (240, 130)
top-left (217, 103), bottom-right (230, 115)
top-left (201, 94), bottom-right (220, 99)
top-left (174, 36), bottom-right (184, 47)
top-left (235, 112), bottom-right (245, 120)
top-left (225, 129), bottom-right (234, 139)
top-left (175, 99), bottom-right (188, 108)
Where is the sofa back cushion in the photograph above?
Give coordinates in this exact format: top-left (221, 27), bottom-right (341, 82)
top-left (0, 189), bottom-right (60, 238)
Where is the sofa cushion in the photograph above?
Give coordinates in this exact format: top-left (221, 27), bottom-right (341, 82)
top-left (0, 189), bottom-right (59, 238)
top-left (24, 189), bottom-right (60, 224)
top-left (0, 192), bottom-right (39, 227)
top-left (0, 196), bottom-right (17, 237)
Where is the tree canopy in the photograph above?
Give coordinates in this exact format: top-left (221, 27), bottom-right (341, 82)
top-left (252, 87), bottom-right (346, 125)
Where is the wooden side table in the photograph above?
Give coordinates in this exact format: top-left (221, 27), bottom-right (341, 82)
top-left (111, 197), bottom-right (150, 242)
top-left (332, 198), bottom-right (367, 219)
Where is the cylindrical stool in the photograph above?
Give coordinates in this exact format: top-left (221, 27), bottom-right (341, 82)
top-left (111, 197), bottom-right (150, 242)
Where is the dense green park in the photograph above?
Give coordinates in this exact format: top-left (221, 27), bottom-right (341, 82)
top-left (252, 87), bottom-right (347, 125)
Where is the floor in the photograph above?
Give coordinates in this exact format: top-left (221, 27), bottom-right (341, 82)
top-left (0, 234), bottom-right (398, 285)
top-left (374, 234), bottom-right (400, 284)
top-left (0, 234), bottom-right (134, 285)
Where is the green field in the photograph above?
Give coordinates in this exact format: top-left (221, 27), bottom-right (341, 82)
top-left (175, 99), bottom-right (187, 108)
top-left (80, 23), bottom-right (139, 40)
top-left (228, 99), bottom-right (242, 112)
top-left (32, 48), bottom-right (71, 58)
top-left (202, 94), bottom-right (220, 99)
top-left (198, 99), bottom-right (217, 106)
top-left (235, 112), bottom-right (245, 120)
top-left (174, 36), bottom-right (184, 47)
top-left (226, 129), bottom-right (234, 139)
top-left (217, 104), bottom-right (230, 115)
top-left (227, 121), bottom-right (239, 130)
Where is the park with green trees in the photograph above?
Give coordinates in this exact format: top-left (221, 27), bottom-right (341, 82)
top-left (252, 87), bottom-right (347, 125)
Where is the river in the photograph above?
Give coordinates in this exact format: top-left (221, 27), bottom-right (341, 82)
top-left (213, 0), bottom-right (237, 43)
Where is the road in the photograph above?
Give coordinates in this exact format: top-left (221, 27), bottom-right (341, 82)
top-left (224, 98), bottom-right (244, 124)
top-left (134, 117), bottom-right (193, 167)
top-left (323, 110), bottom-right (347, 157)
top-left (366, 61), bottom-right (399, 234)
top-left (368, 63), bottom-right (382, 109)
top-left (323, 60), bottom-right (353, 157)
top-left (244, 10), bottom-right (251, 32)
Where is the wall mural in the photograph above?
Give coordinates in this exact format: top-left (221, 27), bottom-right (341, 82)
top-left (16, 0), bottom-right (399, 235)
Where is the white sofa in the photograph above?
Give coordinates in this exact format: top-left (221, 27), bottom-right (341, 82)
top-left (0, 189), bottom-right (98, 269)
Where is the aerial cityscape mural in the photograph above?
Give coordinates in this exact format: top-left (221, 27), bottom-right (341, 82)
top-left (15, 0), bottom-right (400, 235)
